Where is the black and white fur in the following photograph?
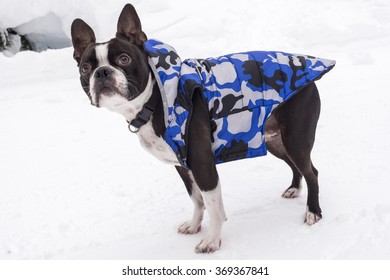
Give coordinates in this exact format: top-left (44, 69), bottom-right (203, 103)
top-left (71, 4), bottom-right (322, 253)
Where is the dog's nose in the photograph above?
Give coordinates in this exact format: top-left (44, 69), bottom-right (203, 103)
top-left (94, 67), bottom-right (112, 80)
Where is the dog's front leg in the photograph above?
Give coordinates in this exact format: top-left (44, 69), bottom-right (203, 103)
top-left (195, 180), bottom-right (226, 253)
top-left (176, 154), bottom-right (227, 254)
top-left (185, 91), bottom-right (227, 253)
top-left (176, 166), bottom-right (205, 234)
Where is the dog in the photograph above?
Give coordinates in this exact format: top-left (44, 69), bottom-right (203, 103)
top-left (71, 3), bottom-right (335, 253)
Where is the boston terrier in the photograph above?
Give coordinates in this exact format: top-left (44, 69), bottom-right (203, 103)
top-left (71, 4), bottom-right (335, 253)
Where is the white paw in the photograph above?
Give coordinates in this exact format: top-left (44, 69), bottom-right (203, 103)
top-left (304, 210), bottom-right (322, 225)
top-left (282, 187), bottom-right (301, 198)
top-left (195, 238), bottom-right (221, 254)
top-left (178, 221), bottom-right (201, 235)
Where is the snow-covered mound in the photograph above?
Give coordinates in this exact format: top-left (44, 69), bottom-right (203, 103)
top-left (1, 12), bottom-right (71, 56)
top-left (0, 0), bottom-right (130, 55)
top-left (14, 12), bottom-right (70, 51)
top-left (1, 0), bottom-right (390, 259)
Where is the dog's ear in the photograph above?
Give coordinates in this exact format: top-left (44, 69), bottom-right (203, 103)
top-left (71, 19), bottom-right (96, 65)
top-left (116, 4), bottom-right (147, 46)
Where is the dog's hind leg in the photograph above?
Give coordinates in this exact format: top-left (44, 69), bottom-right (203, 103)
top-left (265, 115), bottom-right (303, 198)
top-left (271, 83), bottom-right (322, 225)
top-left (176, 166), bottom-right (205, 234)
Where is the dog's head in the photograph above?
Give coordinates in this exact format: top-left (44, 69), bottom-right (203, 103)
top-left (71, 4), bottom-right (150, 113)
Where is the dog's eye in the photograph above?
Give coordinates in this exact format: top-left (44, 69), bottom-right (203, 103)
top-left (117, 54), bottom-right (131, 66)
top-left (80, 62), bottom-right (92, 75)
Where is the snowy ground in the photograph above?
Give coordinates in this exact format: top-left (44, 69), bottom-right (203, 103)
top-left (1, 0), bottom-right (390, 259)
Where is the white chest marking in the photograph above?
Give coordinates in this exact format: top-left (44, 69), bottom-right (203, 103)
top-left (137, 120), bottom-right (180, 166)
top-left (91, 67), bottom-right (179, 165)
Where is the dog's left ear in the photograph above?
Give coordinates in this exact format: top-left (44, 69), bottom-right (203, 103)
top-left (71, 19), bottom-right (96, 65)
top-left (116, 4), bottom-right (147, 46)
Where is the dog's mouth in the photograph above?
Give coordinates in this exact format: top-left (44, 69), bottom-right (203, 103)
top-left (98, 86), bottom-right (114, 96)
top-left (91, 81), bottom-right (130, 109)
top-left (92, 80), bottom-right (122, 107)
top-left (94, 80), bottom-right (116, 96)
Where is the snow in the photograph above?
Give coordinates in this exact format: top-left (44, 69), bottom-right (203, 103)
top-left (13, 12), bottom-right (71, 52)
top-left (1, 0), bottom-right (390, 259)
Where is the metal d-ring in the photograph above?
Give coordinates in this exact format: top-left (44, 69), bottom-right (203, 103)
top-left (128, 123), bottom-right (139, 133)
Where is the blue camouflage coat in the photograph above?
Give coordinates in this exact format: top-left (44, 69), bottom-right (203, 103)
top-left (144, 39), bottom-right (335, 167)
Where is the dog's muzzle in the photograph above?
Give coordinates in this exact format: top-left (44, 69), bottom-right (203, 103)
top-left (94, 66), bottom-right (116, 96)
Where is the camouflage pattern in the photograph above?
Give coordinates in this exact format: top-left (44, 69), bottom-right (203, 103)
top-left (144, 39), bottom-right (335, 166)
